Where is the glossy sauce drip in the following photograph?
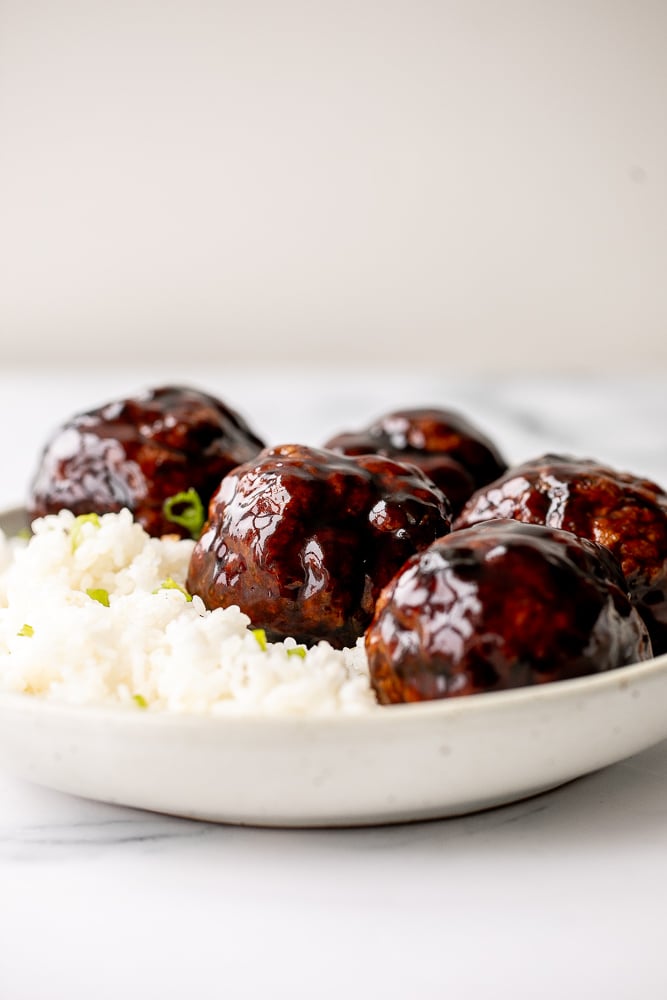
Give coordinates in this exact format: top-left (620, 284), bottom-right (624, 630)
top-left (29, 385), bottom-right (265, 538)
top-left (456, 454), bottom-right (667, 655)
top-left (366, 520), bottom-right (653, 704)
top-left (187, 444), bottom-right (453, 648)
top-left (325, 407), bottom-right (507, 515)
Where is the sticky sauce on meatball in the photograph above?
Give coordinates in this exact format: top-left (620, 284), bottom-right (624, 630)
top-left (455, 455), bottom-right (667, 655)
top-left (28, 385), bottom-right (265, 538)
top-left (187, 444), bottom-right (452, 648)
top-left (324, 408), bottom-right (507, 515)
top-left (366, 519), bottom-right (653, 704)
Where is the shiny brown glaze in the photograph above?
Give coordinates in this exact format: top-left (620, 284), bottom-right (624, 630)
top-left (28, 386), bottom-right (265, 538)
top-left (324, 408), bottom-right (507, 515)
top-left (455, 455), bottom-right (667, 656)
top-left (187, 444), bottom-right (452, 648)
top-left (366, 520), bottom-right (652, 704)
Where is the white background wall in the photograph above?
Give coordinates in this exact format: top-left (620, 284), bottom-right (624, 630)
top-left (0, 0), bottom-right (665, 373)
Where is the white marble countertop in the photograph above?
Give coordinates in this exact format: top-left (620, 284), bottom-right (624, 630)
top-left (1, 366), bottom-right (667, 999)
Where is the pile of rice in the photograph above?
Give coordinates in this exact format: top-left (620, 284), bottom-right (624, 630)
top-left (0, 510), bottom-right (376, 715)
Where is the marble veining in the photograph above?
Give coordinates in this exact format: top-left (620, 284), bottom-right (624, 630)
top-left (0, 814), bottom-right (214, 862)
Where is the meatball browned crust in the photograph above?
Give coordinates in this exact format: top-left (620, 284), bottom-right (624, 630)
top-left (187, 444), bottom-right (452, 648)
top-left (324, 408), bottom-right (507, 515)
top-left (28, 385), bottom-right (265, 538)
top-left (366, 520), bottom-right (652, 704)
top-left (455, 455), bottom-right (667, 655)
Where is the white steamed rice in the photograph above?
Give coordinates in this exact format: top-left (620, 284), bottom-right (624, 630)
top-left (0, 510), bottom-right (377, 715)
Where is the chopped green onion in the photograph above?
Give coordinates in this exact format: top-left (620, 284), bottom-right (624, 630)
top-left (86, 588), bottom-right (110, 607)
top-left (287, 646), bottom-right (306, 659)
top-left (252, 628), bottom-right (268, 651)
top-left (17, 623), bottom-right (34, 637)
top-left (133, 694), bottom-right (148, 709)
top-left (153, 577), bottom-right (192, 601)
top-left (162, 489), bottom-right (205, 539)
top-left (70, 513), bottom-right (101, 552)
top-left (16, 529), bottom-right (31, 541)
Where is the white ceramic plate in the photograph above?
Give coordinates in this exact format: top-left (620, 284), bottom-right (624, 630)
top-left (1, 506), bottom-right (667, 827)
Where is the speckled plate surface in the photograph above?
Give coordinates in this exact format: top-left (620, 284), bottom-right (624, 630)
top-left (1, 506), bottom-right (667, 827)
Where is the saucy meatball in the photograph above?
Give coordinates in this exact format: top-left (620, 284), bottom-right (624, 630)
top-left (366, 520), bottom-right (652, 704)
top-left (187, 444), bottom-right (452, 648)
top-left (324, 408), bottom-right (507, 515)
top-left (28, 385), bottom-right (265, 538)
top-left (455, 455), bottom-right (667, 656)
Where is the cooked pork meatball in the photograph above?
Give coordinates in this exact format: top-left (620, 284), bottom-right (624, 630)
top-left (455, 455), bottom-right (667, 656)
top-left (324, 408), bottom-right (507, 514)
top-left (187, 444), bottom-right (452, 648)
top-left (28, 385), bottom-right (265, 538)
top-left (366, 520), bottom-right (652, 704)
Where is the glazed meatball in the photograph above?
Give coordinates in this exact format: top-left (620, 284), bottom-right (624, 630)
top-left (29, 385), bottom-right (265, 538)
top-left (187, 444), bottom-right (452, 648)
top-left (324, 408), bottom-right (507, 515)
top-left (455, 455), bottom-right (667, 656)
top-left (366, 520), bottom-right (652, 704)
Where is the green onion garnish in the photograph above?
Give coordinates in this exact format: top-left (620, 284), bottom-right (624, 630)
top-left (133, 694), bottom-right (148, 709)
top-left (16, 529), bottom-right (31, 541)
top-left (86, 588), bottom-right (110, 607)
top-left (286, 646), bottom-right (306, 659)
top-left (153, 577), bottom-right (192, 601)
top-left (17, 623), bottom-right (34, 637)
top-left (70, 513), bottom-right (101, 552)
top-left (252, 628), bottom-right (268, 651)
top-left (162, 489), bottom-right (205, 539)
